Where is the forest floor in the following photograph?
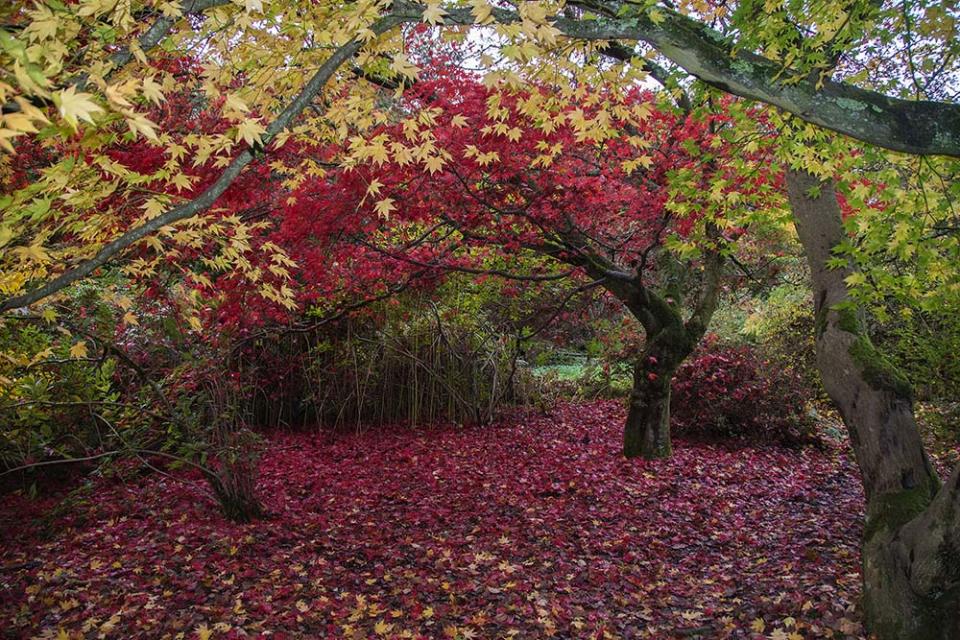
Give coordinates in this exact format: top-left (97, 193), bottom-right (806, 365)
top-left (1, 401), bottom-right (868, 639)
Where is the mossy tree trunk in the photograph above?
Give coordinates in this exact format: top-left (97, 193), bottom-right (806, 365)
top-left (567, 244), bottom-right (721, 461)
top-left (787, 169), bottom-right (960, 639)
top-left (623, 317), bottom-right (699, 459)
top-left (534, 221), bottom-right (723, 461)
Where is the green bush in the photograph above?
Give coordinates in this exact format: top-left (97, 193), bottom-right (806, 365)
top-left (0, 321), bottom-right (121, 472)
top-left (873, 310), bottom-right (960, 401)
top-left (742, 283), bottom-right (823, 398)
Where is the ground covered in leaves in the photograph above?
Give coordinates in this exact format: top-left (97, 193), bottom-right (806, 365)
top-left (1, 401), bottom-right (867, 639)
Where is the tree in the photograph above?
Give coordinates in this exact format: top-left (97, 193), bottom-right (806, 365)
top-left (302, 71), bottom-right (778, 458)
top-left (785, 159), bottom-right (959, 638)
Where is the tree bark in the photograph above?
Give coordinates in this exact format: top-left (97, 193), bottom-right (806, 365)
top-left (623, 321), bottom-right (694, 459)
top-left (786, 169), bottom-right (960, 639)
top-left (547, 233), bottom-right (721, 460)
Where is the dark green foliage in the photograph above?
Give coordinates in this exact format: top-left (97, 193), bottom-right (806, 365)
top-left (237, 287), bottom-right (532, 430)
top-left (874, 310), bottom-right (960, 402)
top-left (0, 320), bottom-right (120, 476)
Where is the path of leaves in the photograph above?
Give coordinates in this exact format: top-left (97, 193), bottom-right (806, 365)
top-left (1, 401), bottom-right (866, 639)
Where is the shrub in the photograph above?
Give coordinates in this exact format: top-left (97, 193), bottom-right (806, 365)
top-left (742, 283), bottom-right (823, 398)
top-left (670, 337), bottom-right (815, 445)
top-left (873, 309), bottom-right (960, 401)
top-left (0, 320), bottom-right (122, 476)
top-left (235, 289), bottom-right (527, 430)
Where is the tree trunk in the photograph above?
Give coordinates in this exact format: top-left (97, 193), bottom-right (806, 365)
top-left (210, 463), bottom-right (263, 523)
top-left (786, 169), bottom-right (960, 639)
top-left (545, 231), bottom-right (722, 461)
top-left (622, 322), bottom-right (693, 459)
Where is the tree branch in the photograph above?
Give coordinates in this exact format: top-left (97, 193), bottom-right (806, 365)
top-left (0, 14), bottom-right (404, 312)
top-left (561, 0), bottom-right (960, 157)
top-left (395, 0), bottom-right (960, 156)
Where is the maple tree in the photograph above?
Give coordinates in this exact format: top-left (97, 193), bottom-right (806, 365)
top-left (1, 0), bottom-right (957, 315)
top-left (1, 0), bottom-right (959, 636)
top-left (295, 69), bottom-right (782, 460)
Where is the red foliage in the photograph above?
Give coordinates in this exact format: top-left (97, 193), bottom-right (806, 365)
top-left (280, 74), bottom-right (757, 278)
top-left (1, 402), bottom-right (865, 638)
top-left (671, 337), bottom-right (814, 444)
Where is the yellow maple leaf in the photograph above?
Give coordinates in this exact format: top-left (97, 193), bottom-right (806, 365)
top-left (126, 114), bottom-right (159, 141)
top-left (141, 77), bottom-right (166, 106)
top-left (0, 128), bottom-right (23, 153)
top-left (142, 197), bottom-right (168, 219)
top-left (374, 197), bottom-right (395, 219)
top-left (451, 114), bottom-right (469, 128)
top-left (223, 93), bottom-right (250, 116)
top-left (750, 617), bottom-right (766, 633)
top-left (105, 82), bottom-right (135, 108)
top-left (24, 5), bottom-right (59, 41)
top-left (236, 119), bottom-right (266, 147)
top-left (368, 140), bottom-right (390, 166)
top-left (469, 0), bottom-right (494, 24)
top-left (366, 178), bottom-right (383, 197)
top-left (195, 623), bottom-right (213, 640)
top-left (54, 87), bottom-right (104, 129)
top-left (424, 155), bottom-right (445, 174)
top-left (477, 151), bottom-right (499, 167)
top-left (421, 2), bottom-right (448, 25)
top-left (390, 53), bottom-right (420, 81)
top-left (13, 243), bottom-right (51, 264)
top-left (3, 112), bottom-right (39, 133)
top-left (69, 341), bottom-right (89, 359)
top-left (171, 173), bottom-right (196, 192)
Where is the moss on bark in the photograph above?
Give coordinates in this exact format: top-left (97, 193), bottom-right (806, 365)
top-left (849, 335), bottom-right (914, 401)
top-left (864, 475), bottom-right (939, 542)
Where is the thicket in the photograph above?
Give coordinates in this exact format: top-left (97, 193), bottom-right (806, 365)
top-left (236, 301), bottom-right (525, 430)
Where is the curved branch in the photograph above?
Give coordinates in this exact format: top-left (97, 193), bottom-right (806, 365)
top-left (0, 14), bottom-right (404, 313)
top-left (394, 0), bottom-right (960, 156)
top-left (561, 1), bottom-right (960, 157)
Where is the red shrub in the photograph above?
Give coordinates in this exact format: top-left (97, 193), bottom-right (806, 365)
top-left (671, 337), bottom-right (815, 445)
